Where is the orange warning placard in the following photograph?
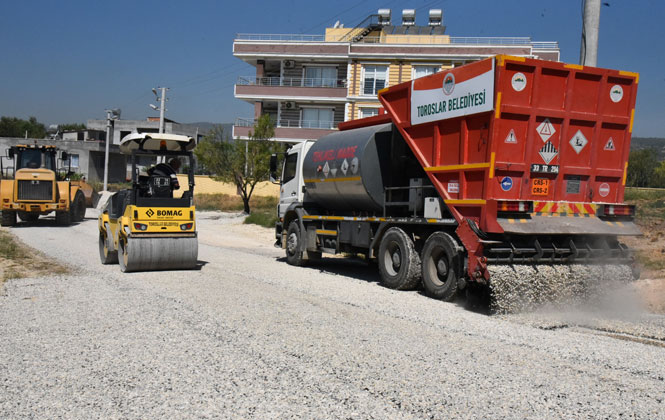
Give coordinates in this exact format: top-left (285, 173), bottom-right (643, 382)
top-left (531, 178), bottom-right (550, 195)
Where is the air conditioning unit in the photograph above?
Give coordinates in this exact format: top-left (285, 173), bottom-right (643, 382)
top-left (283, 101), bottom-right (297, 110)
top-left (283, 60), bottom-right (295, 69)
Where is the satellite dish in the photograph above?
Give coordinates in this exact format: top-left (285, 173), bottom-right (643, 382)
top-left (111, 108), bottom-right (121, 119)
top-left (149, 104), bottom-right (159, 111)
top-left (152, 88), bottom-right (158, 96)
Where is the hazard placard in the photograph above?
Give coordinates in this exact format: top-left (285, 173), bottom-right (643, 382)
top-left (604, 137), bottom-right (615, 151)
top-left (505, 129), bottom-right (517, 143)
top-left (536, 118), bottom-right (555, 142)
top-left (569, 130), bottom-right (588, 154)
top-left (538, 141), bottom-right (558, 165)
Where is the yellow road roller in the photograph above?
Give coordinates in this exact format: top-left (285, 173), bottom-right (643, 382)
top-left (98, 133), bottom-right (198, 272)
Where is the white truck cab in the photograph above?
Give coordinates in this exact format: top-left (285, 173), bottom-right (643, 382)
top-left (276, 140), bottom-right (314, 219)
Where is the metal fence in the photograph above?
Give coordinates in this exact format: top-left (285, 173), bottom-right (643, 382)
top-left (235, 33), bottom-right (559, 50)
top-left (235, 118), bottom-right (342, 130)
top-left (236, 76), bottom-right (347, 88)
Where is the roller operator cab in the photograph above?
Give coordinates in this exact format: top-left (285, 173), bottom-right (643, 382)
top-left (0, 144), bottom-right (86, 226)
top-left (273, 55), bottom-right (641, 312)
top-left (98, 133), bottom-right (198, 272)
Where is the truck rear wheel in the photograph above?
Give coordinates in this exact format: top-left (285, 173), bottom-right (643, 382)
top-left (421, 232), bottom-right (461, 301)
top-left (99, 232), bottom-right (118, 264)
top-left (1, 210), bottom-right (16, 227)
top-left (378, 227), bottom-right (421, 290)
top-left (285, 221), bottom-right (306, 266)
top-left (17, 211), bottom-right (39, 222)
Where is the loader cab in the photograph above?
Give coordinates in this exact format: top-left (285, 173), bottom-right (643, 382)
top-left (12, 146), bottom-right (56, 171)
top-left (277, 141), bottom-right (313, 218)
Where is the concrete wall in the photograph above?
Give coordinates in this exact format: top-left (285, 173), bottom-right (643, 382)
top-left (0, 137), bottom-right (126, 183)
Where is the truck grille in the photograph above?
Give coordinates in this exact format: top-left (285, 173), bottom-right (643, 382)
top-left (17, 180), bottom-right (53, 201)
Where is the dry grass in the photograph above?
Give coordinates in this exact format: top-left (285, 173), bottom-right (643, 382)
top-left (0, 228), bottom-right (69, 283)
top-left (194, 193), bottom-right (278, 212)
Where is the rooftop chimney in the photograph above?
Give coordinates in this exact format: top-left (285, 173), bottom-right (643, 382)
top-left (428, 9), bottom-right (443, 26)
top-left (402, 9), bottom-right (415, 26)
top-left (378, 9), bottom-right (391, 26)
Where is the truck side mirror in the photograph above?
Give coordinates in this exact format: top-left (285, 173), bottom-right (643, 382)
top-left (7, 148), bottom-right (14, 159)
top-left (61, 151), bottom-right (69, 161)
top-left (269, 153), bottom-right (279, 183)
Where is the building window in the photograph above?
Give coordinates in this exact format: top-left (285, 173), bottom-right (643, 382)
top-left (359, 107), bottom-right (380, 118)
top-left (301, 108), bottom-right (334, 129)
top-left (412, 65), bottom-right (440, 79)
top-left (304, 66), bottom-right (337, 87)
top-left (64, 153), bottom-right (79, 168)
top-left (362, 65), bottom-right (387, 96)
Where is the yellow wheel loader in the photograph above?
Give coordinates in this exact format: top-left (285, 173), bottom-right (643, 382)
top-left (0, 144), bottom-right (86, 226)
top-left (98, 133), bottom-right (198, 272)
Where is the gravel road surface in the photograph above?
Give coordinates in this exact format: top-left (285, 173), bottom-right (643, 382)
top-left (1, 211), bottom-right (664, 419)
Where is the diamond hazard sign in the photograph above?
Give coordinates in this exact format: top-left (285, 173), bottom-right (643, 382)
top-left (322, 161), bottom-right (330, 177)
top-left (340, 159), bottom-right (349, 175)
top-left (604, 137), bottom-right (615, 151)
top-left (539, 141), bottom-right (558, 165)
top-left (569, 130), bottom-right (588, 154)
top-left (536, 118), bottom-right (555, 142)
top-left (505, 129), bottom-right (517, 143)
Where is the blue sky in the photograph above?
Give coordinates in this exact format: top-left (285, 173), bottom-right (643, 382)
top-left (0, 0), bottom-right (663, 137)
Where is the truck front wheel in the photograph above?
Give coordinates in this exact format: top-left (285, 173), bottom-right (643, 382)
top-left (285, 221), bottom-right (306, 266)
top-left (378, 227), bottom-right (421, 290)
top-left (421, 232), bottom-right (461, 301)
top-left (1, 210), bottom-right (17, 227)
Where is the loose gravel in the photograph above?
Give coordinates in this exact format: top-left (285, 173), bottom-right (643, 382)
top-left (1, 212), bottom-right (664, 419)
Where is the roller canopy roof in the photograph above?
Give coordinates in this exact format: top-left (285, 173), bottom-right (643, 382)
top-left (119, 133), bottom-right (196, 154)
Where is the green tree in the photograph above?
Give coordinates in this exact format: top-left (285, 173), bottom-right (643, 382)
top-left (0, 116), bottom-right (47, 138)
top-left (653, 160), bottom-right (665, 188)
top-left (58, 123), bottom-right (86, 131)
top-left (627, 149), bottom-right (660, 187)
top-left (194, 115), bottom-right (279, 214)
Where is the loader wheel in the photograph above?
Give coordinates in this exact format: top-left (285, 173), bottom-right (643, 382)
top-left (285, 221), bottom-right (306, 266)
top-left (73, 190), bottom-right (86, 222)
top-left (55, 210), bottom-right (71, 226)
top-left (99, 232), bottom-right (118, 265)
top-left (1, 210), bottom-right (16, 227)
top-left (378, 227), bottom-right (421, 290)
top-left (17, 211), bottom-right (39, 222)
top-left (421, 232), bottom-right (461, 301)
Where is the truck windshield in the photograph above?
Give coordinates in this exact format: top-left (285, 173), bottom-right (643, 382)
top-left (17, 149), bottom-right (54, 170)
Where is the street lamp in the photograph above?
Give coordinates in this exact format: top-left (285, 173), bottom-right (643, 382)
top-left (103, 108), bottom-right (121, 192)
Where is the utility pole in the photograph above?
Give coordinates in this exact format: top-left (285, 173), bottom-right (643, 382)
top-left (580, 0), bottom-right (601, 67)
top-left (150, 87), bottom-right (169, 133)
top-left (103, 108), bottom-right (121, 192)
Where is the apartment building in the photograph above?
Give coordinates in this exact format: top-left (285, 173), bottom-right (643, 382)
top-left (232, 8), bottom-right (560, 142)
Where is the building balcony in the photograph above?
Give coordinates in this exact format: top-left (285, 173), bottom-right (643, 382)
top-left (232, 118), bottom-right (341, 142)
top-left (234, 76), bottom-right (348, 102)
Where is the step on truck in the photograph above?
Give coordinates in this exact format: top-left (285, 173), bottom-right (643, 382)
top-left (271, 55), bottom-right (641, 312)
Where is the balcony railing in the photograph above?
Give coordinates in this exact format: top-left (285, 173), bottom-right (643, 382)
top-left (235, 118), bottom-right (342, 130)
top-left (235, 33), bottom-right (559, 50)
top-left (237, 76), bottom-right (347, 88)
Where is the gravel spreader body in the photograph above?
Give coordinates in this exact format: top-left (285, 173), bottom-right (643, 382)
top-left (272, 55), bottom-right (641, 311)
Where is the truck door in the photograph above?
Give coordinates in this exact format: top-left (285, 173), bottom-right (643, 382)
top-left (279, 151), bottom-right (300, 218)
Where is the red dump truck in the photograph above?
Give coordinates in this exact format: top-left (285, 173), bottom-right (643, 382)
top-left (271, 55), bottom-right (640, 311)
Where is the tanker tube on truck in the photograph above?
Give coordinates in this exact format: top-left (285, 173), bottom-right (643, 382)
top-left (272, 56), bottom-right (641, 312)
